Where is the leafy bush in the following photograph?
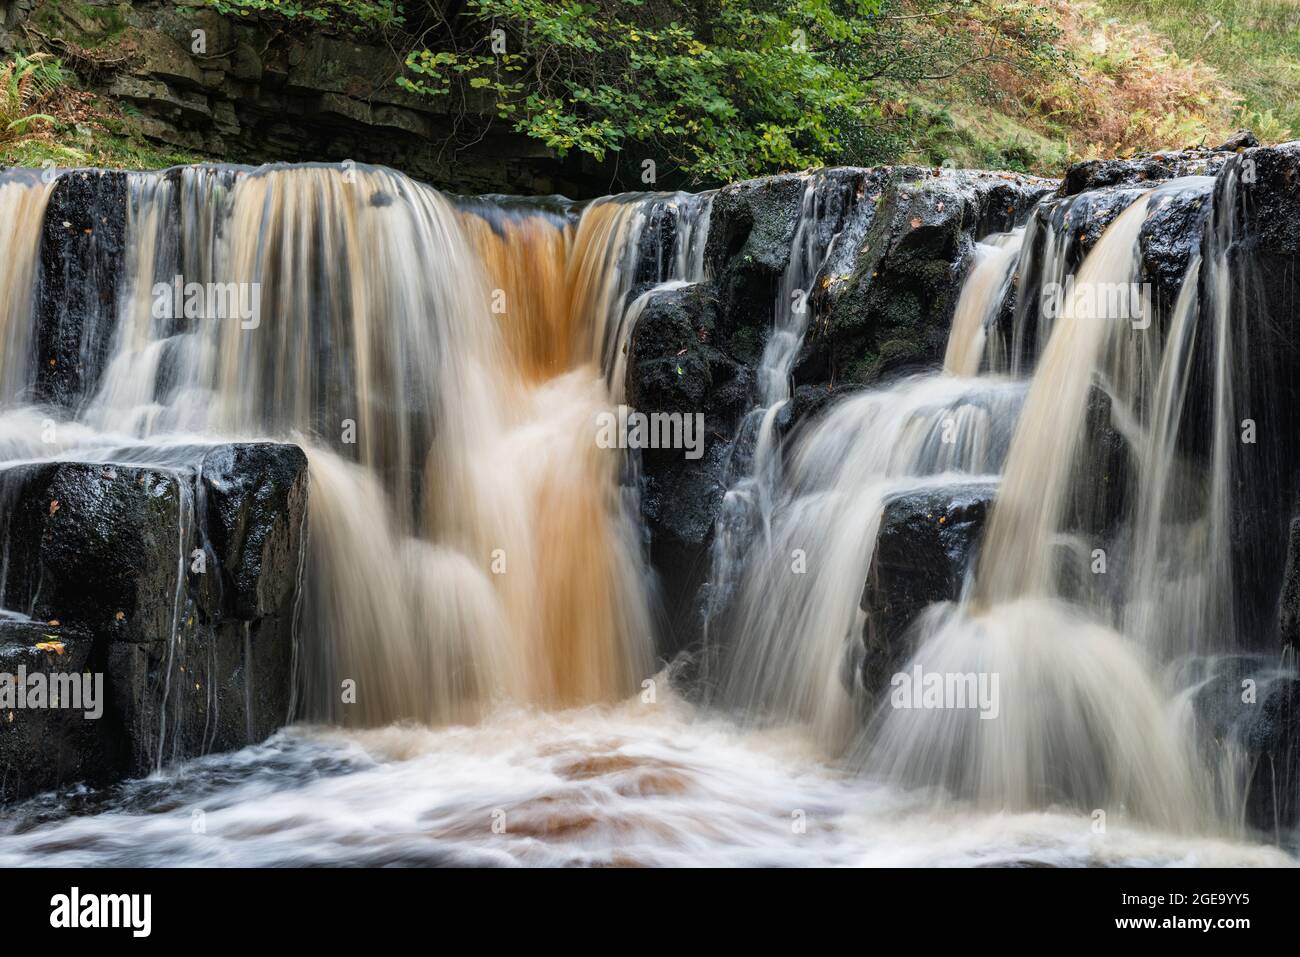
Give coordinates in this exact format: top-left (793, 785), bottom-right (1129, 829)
top-left (204, 0), bottom-right (1066, 184)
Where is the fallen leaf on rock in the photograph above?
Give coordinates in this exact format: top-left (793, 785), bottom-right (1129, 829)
top-left (35, 641), bottom-right (65, 654)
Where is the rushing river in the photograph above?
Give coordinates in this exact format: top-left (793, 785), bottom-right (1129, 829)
top-left (1, 691), bottom-right (1292, 868)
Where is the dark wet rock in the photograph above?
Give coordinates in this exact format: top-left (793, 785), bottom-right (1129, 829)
top-left (626, 281), bottom-right (747, 656)
top-left (0, 622), bottom-right (116, 800)
top-left (34, 171), bottom-right (128, 408)
top-left (200, 443), bottom-right (309, 621)
top-left (1060, 149), bottom-right (1233, 197)
top-left (810, 169), bottom-right (1052, 387)
top-left (1280, 509), bottom-right (1300, 660)
top-left (633, 201), bottom-right (678, 287)
top-left (1140, 180), bottom-right (1215, 315)
top-left (637, 438), bottom-right (732, 657)
top-left (1241, 677), bottom-right (1300, 833)
top-left (1214, 143), bottom-right (1300, 649)
top-left (628, 284), bottom-right (726, 421)
top-left (860, 482), bottom-right (995, 695)
top-left (0, 444), bottom-right (307, 800)
top-left (1065, 387), bottom-right (1135, 544)
top-left (1192, 659), bottom-right (1300, 834)
top-left (0, 462), bottom-right (182, 641)
top-left (1215, 130), bottom-right (1260, 152)
top-left (704, 173), bottom-right (810, 345)
top-left (1055, 186), bottom-right (1149, 258)
top-left (774, 383), bottom-right (847, 444)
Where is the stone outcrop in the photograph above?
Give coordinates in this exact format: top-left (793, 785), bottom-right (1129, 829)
top-left (805, 168), bottom-right (1054, 386)
top-left (0, 442), bottom-right (307, 799)
top-left (0, 0), bottom-right (606, 195)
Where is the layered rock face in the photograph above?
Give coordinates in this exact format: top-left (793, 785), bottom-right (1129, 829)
top-left (0, 443), bottom-right (307, 799)
top-left (0, 0), bottom-right (603, 195)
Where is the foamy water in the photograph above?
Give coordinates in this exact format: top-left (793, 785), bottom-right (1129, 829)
top-left (1, 688), bottom-right (1290, 868)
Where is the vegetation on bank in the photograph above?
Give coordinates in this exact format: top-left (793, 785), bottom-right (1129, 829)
top-left (0, 0), bottom-right (1292, 180)
top-left (196, 0), bottom-right (1282, 180)
top-left (1098, 0), bottom-right (1299, 145)
top-left (0, 48), bottom-right (200, 170)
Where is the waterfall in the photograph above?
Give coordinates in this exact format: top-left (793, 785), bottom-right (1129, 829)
top-left (0, 164), bottom-right (724, 726)
top-left (702, 173), bottom-right (852, 666)
top-left (0, 155), bottom-right (1293, 861)
top-left (943, 228), bottom-right (1023, 378)
top-left (973, 193), bottom-right (1157, 603)
top-left (715, 375), bottom-right (1023, 747)
top-left (698, 167), bottom-right (1279, 835)
top-left (863, 177), bottom-right (1266, 832)
top-left (0, 171), bottom-right (54, 399)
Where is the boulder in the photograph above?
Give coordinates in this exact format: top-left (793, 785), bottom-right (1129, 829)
top-left (200, 443), bottom-right (309, 622)
top-left (860, 482), bottom-right (995, 695)
top-left (1139, 178), bottom-right (1216, 315)
top-left (1059, 148), bottom-right (1233, 197)
top-left (0, 443), bottom-right (307, 800)
top-left (0, 621), bottom-right (111, 799)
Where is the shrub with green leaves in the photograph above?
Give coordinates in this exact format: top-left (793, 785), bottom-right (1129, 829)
top-left (205, 0), bottom-right (1066, 184)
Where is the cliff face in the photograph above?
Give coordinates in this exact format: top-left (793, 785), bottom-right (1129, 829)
top-left (0, 0), bottom-right (608, 195)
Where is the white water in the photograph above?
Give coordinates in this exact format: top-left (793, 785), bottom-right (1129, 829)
top-left (0, 689), bottom-right (1290, 867)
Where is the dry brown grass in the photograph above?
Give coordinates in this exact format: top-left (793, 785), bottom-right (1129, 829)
top-left (1000, 1), bottom-right (1241, 158)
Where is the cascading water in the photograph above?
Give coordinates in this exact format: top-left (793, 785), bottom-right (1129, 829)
top-left (862, 174), bottom-right (1285, 835)
top-left (943, 228), bottom-right (1023, 378)
top-left (0, 158), bottom-right (1293, 866)
top-left (0, 171), bottom-right (54, 398)
top-left (714, 375), bottom-right (1024, 748)
top-left (702, 173), bottom-right (855, 663)
top-left (6, 164), bottom-right (678, 726)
